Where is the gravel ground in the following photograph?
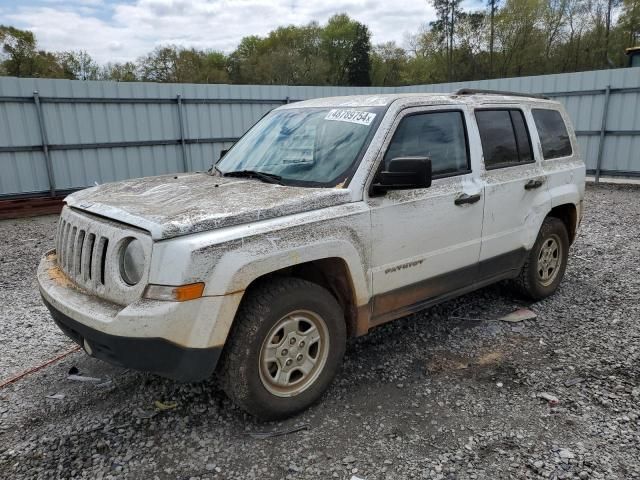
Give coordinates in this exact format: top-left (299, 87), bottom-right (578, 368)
top-left (0, 214), bottom-right (70, 379)
top-left (0, 184), bottom-right (639, 480)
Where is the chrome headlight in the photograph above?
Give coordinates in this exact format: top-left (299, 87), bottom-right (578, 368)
top-left (120, 238), bottom-right (146, 285)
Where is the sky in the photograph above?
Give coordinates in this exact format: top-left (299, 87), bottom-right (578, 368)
top-left (0, 0), bottom-right (483, 64)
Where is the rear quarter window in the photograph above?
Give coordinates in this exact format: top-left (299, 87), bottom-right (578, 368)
top-left (532, 109), bottom-right (573, 159)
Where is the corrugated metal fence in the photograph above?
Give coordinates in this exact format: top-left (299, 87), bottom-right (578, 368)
top-left (1, 67), bottom-right (639, 198)
top-left (397, 68), bottom-right (640, 183)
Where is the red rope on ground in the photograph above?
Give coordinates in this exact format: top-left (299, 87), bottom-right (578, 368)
top-left (0, 345), bottom-right (81, 389)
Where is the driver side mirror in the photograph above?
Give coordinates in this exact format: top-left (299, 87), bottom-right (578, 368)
top-left (372, 156), bottom-right (432, 193)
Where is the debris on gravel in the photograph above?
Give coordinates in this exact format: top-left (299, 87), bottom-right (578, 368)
top-left (1, 184), bottom-right (639, 479)
top-left (500, 308), bottom-right (537, 323)
top-left (537, 391), bottom-right (560, 406)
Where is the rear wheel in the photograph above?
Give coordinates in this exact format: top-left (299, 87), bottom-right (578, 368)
top-left (514, 217), bottom-right (569, 300)
top-left (218, 277), bottom-right (346, 420)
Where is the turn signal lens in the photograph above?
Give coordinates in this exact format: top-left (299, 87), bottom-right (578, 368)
top-left (144, 283), bottom-right (205, 302)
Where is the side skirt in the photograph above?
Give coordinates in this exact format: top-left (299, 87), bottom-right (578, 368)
top-left (369, 248), bottom-right (527, 329)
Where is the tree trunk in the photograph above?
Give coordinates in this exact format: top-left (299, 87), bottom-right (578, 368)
top-left (449, 2), bottom-right (455, 82)
top-left (489, 0), bottom-right (496, 77)
top-left (604, 0), bottom-right (613, 68)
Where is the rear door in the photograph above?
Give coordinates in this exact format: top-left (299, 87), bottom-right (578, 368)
top-left (474, 106), bottom-right (551, 280)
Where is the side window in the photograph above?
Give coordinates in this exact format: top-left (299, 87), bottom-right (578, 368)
top-left (475, 109), bottom-right (533, 169)
top-left (384, 111), bottom-right (470, 177)
top-left (532, 109), bottom-right (573, 159)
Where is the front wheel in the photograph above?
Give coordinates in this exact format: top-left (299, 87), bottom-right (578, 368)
top-left (218, 277), bottom-right (346, 420)
top-left (514, 216), bottom-right (570, 300)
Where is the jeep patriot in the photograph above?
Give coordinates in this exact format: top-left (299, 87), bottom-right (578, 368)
top-left (38, 90), bottom-right (585, 419)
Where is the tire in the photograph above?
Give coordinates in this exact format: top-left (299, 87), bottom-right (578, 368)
top-left (514, 216), bottom-right (569, 300)
top-left (217, 277), bottom-right (346, 420)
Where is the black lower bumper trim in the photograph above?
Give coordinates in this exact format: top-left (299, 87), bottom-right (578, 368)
top-left (42, 297), bottom-right (221, 382)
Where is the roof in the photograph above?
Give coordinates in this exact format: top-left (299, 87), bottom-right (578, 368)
top-left (281, 91), bottom-right (556, 110)
top-left (625, 46), bottom-right (640, 55)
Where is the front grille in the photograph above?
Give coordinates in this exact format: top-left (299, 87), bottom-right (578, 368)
top-left (54, 206), bottom-right (151, 305)
top-left (56, 220), bottom-right (109, 287)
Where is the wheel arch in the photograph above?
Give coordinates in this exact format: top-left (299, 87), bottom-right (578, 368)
top-left (205, 241), bottom-right (371, 350)
top-left (547, 203), bottom-right (578, 244)
top-left (240, 257), bottom-right (366, 338)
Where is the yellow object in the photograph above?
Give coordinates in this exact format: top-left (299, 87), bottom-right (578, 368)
top-left (154, 400), bottom-right (178, 411)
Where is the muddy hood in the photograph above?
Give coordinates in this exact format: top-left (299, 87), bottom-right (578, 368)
top-left (65, 173), bottom-right (352, 240)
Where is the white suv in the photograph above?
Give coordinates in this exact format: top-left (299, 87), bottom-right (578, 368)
top-left (38, 90), bottom-right (585, 419)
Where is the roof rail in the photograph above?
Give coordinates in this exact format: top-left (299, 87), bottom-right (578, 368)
top-left (455, 88), bottom-right (550, 100)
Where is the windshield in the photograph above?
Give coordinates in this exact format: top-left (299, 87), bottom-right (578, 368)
top-left (216, 107), bottom-right (383, 186)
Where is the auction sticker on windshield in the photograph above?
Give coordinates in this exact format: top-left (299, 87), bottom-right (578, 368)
top-left (325, 109), bottom-right (376, 126)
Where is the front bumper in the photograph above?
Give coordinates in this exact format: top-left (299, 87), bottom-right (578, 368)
top-left (43, 296), bottom-right (221, 382)
top-left (38, 251), bottom-right (242, 382)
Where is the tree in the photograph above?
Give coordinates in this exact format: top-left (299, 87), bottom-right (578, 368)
top-left (199, 51), bottom-right (230, 83)
top-left (321, 14), bottom-right (372, 85)
top-left (58, 50), bottom-right (100, 80)
top-left (540, 0), bottom-right (570, 61)
top-left (102, 62), bottom-right (138, 82)
top-left (228, 36), bottom-right (267, 84)
top-left (347, 23), bottom-right (372, 86)
top-left (494, 0), bottom-right (546, 76)
top-left (430, 0), bottom-right (464, 81)
top-left (406, 25), bottom-right (448, 83)
top-left (488, 0), bottom-right (501, 75)
top-left (230, 27), bottom-right (325, 85)
top-left (137, 46), bottom-right (230, 83)
top-left (604, 0), bottom-right (623, 66)
top-left (0, 25), bottom-right (39, 76)
top-left (138, 46), bottom-right (178, 82)
top-left (574, 0), bottom-right (624, 68)
top-left (372, 42), bottom-right (408, 85)
top-left (557, 0), bottom-right (591, 71)
top-left (255, 24), bottom-right (327, 84)
top-left (229, 15), bottom-right (370, 86)
top-left (0, 26), bottom-right (73, 78)
top-left (455, 11), bottom-right (487, 79)
top-left (620, 0), bottom-right (640, 45)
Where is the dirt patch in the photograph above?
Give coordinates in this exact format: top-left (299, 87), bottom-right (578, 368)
top-left (426, 348), bottom-right (506, 373)
top-left (426, 352), bottom-right (471, 372)
top-left (476, 350), bottom-right (505, 366)
top-left (46, 254), bottom-right (77, 290)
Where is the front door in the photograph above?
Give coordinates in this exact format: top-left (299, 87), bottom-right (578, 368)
top-left (366, 106), bottom-right (484, 325)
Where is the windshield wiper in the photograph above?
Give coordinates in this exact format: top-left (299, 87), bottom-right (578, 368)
top-left (223, 170), bottom-right (283, 185)
top-left (207, 164), bottom-right (223, 176)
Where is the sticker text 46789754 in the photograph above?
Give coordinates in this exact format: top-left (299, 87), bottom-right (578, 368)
top-left (325, 109), bottom-right (377, 126)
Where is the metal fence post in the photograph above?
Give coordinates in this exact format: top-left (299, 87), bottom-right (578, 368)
top-left (595, 85), bottom-right (611, 184)
top-left (33, 91), bottom-right (56, 197)
top-left (176, 94), bottom-right (188, 172)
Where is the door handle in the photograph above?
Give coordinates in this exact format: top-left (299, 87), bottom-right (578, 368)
top-left (454, 193), bottom-right (481, 205)
top-left (524, 178), bottom-right (545, 190)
